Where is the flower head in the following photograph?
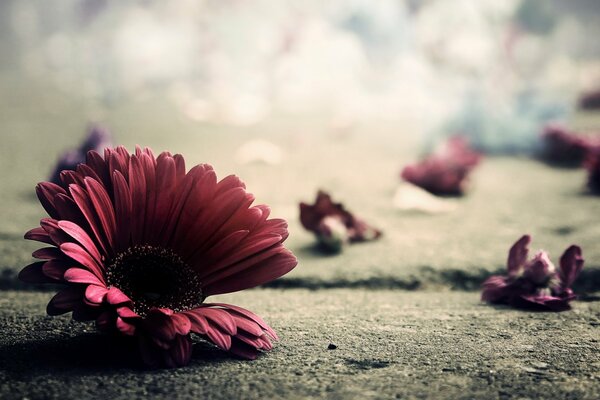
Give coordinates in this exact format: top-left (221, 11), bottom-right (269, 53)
top-left (481, 235), bottom-right (584, 311)
top-left (20, 146), bottom-right (297, 367)
top-left (401, 136), bottom-right (481, 196)
top-left (540, 124), bottom-right (596, 167)
top-left (49, 124), bottom-right (113, 184)
top-left (579, 88), bottom-right (600, 110)
top-left (299, 190), bottom-right (381, 252)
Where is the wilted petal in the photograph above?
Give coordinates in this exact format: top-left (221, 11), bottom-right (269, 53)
top-left (507, 235), bottom-right (530, 275)
top-left (559, 245), bottom-right (584, 290)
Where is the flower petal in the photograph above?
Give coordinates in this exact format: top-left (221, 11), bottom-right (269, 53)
top-left (116, 317), bottom-right (136, 335)
top-left (60, 242), bottom-right (104, 280)
top-left (18, 261), bottom-right (55, 283)
top-left (85, 285), bottom-right (108, 304)
top-left (481, 275), bottom-right (510, 303)
top-left (559, 245), bottom-right (584, 289)
top-left (171, 313), bottom-right (192, 336)
top-left (507, 235), bottom-right (530, 275)
top-left (64, 268), bottom-right (103, 285)
top-left (106, 287), bottom-right (131, 305)
top-left (47, 287), bottom-right (84, 315)
top-left (24, 227), bottom-right (53, 244)
top-left (57, 220), bottom-right (103, 265)
top-left (203, 249), bottom-right (297, 296)
top-left (200, 308), bottom-right (237, 336)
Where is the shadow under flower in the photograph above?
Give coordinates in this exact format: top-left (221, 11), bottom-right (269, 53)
top-left (0, 334), bottom-right (140, 378)
top-left (0, 332), bottom-right (244, 378)
top-left (293, 243), bottom-right (346, 258)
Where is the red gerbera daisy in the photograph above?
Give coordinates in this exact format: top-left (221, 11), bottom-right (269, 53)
top-left (19, 146), bottom-right (298, 368)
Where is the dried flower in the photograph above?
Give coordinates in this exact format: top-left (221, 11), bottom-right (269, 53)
top-left (481, 235), bottom-right (584, 311)
top-left (49, 125), bottom-right (113, 184)
top-left (585, 147), bottom-right (600, 194)
top-left (299, 191), bottom-right (381, 252)
top-left (401, 136), bottom-right (481, 196)
top-left (20, 146), bottom-right (297, 367)
top-left (579, 89), bottom-right (600, 110)
top-left (541, 124), bottom-right (596, 167)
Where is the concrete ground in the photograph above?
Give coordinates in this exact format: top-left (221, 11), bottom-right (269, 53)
top-left (0, 74), bottom-right (599, 399)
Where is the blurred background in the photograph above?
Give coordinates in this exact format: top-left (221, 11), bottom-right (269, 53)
top-left (1, 0), bottom-right (599, 152)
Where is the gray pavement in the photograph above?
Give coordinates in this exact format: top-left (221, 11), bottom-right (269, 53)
top-left (0, 75), bottom-right (599, 399)
top-left (1, 289), bottom-right (599, 399)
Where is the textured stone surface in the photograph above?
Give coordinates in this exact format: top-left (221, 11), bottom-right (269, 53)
top-left (1, 290), bottom-right (599, 400)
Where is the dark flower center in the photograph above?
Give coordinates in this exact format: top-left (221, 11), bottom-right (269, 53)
top-left (107, 245), bottom-right (204, 316)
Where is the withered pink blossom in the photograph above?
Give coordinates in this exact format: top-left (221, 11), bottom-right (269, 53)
top-left (541, 124), bottom-right (597, 167)
top-left (20, 146), bottom-right (297, 368)
top-left (49, 125), bottom-right (113, 184)
top-left (585, 147), bottom-right (600, 194)
top-left (579, 89), bottom-right (600, 110)
top-left (401, 136), bottom-right (482, 196)
top-left (481, 235), bottom-right (584, 311)
top-left (299, 191), bottom-right (381, 251)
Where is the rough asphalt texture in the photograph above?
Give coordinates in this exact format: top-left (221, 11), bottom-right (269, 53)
top-left (0, 74), bottom-right (599, 399)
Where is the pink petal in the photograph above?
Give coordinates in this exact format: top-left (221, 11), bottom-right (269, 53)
top-left (47, 288), bottom-right (84, 315)
top-left (199, 240), bottom-right (286, 285)
top-left (190, 229), bottom-right (250, 267)
top-left (229, 338), bottom-right (259, 360)
top-left (85, 285), bottom-right (108, 304)
top-left (165, 335), bottom-right (192, 368)
top-left (183, 310), bottom-right (209, 335)
top-left (18, 261), bottom-right (55, 283)
top-left (116, 317), bottom-right (136, 335)
top-left (36, 182), bottom-right (66, 219)
top-left (60, 242), bottom-right (104, 279)
top-left (209, 303), bottom-right (278, 339)
top-left (64, 268), bottom-right (103, 285)
top-left (128, 155), bottom-right (147, 244)
top-left (559, 245), bottom-right (584, 289)
top-left (111, 171), bottom-right (132, 252)
top-left (54, 194), bottom-right (89, 228)
top-left (481, 275), bottom-right (510, 303)
top-left (57, 220), bottom-right (103, 265)
top-left (84, 177), bottom-right (117, 251)
top-left (42, 260), bottom-right (71, 280)
top-left (106, 287), bottom-right (131, 305)
top-left (215, 174), bottom-right (246, 194)
top-left (24, 227), bottom-right (53, 244)
top-left (203, 249), bottom-right (297, 296)
top-left (205, 325), bottom-right (232, 350)
top-left (200, 308), bottom-right (237, 336)
top-left (171, 313), bottom-right (192, 336)
top-left (69, 184), bottom-right (111, 256)
top-left (146, 155), bottom-right (176, 244)
top-left (139, 152), bottom-right (157, 244)
top-left (507, 235), bottom-right (530, 275)
top-left (32, 247), bottom-right (63, 260)
top-left (117, 306), bottom-right (140, 319)
top-left (143, 309), bottom-right (177, 342)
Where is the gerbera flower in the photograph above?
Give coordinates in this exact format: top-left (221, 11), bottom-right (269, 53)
top-left (20, 146), bottom-right (298, 367)
top-left (401, 136), bottom-right (481, 196)
top-left (299, 190), bottom-right (381, 252)
top-left (49, 124), bottom-right (112, 184)
top-left (481, 235), bottom-right (584, 311)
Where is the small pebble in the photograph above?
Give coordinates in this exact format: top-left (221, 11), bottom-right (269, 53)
top-left (328, 343), bottom-right (337, 350)
top-left (532, 362), bottom-right (549, 370)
